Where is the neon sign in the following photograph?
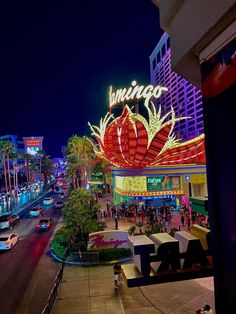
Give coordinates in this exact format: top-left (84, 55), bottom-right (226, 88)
top-left (109, 80), bottom-right (168, 109)
top-left (147, 176), bottom-right (180, 191)
top-left (88, 102), bottom-right (205, 168)
top-left (25, 140), bottom-right (41, 147)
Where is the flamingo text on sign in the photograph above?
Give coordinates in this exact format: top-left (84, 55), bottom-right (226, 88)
top-left (109, 80), bottom-right (168, 109)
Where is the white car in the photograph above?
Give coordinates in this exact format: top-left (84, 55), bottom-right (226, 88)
top-left (43, 197), bottom-right (54, 205)
top-left (29, 207), bottom-right (43, 217)
top-left (0, 233), bottom-right (20, 250)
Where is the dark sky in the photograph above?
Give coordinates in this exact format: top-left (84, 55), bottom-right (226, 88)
top-left (0, 1), bottom-right (163, 157)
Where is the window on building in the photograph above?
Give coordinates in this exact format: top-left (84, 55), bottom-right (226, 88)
top-left (161, 45), bottom-right (166, 57)
top-left (152, 58), bottom-right (157, 70)
top-left (166, 37), bottom-right (170, 50)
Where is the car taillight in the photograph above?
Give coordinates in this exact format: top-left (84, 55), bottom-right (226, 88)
top-left (37, 224), bottom-right (40, 228)
top-left (46, 223), bottom-right (50, 227)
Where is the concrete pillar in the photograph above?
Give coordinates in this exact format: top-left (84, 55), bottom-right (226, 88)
top-left (200, 40), bottom-right (236, 313)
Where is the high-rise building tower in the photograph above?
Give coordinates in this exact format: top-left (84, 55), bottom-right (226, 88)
top-left (150, 33), bottom-right (204, 141)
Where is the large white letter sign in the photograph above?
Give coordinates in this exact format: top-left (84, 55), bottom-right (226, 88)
top-left (109, 81), bottom-right (168, 109)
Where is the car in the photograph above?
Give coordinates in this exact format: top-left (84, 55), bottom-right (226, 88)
top-left (58, 192), bottom-right (65, 199)
top-left (0, 214), bottom-right (20, 230)
top-left (29, 206), bottom-right (43, 217)
top-left (36, 218), bottom-right (53, 231)
top-left (53, 201), bottom-right (64, 209)
top-left (0, 233), bottom-right (20, 250)
top-left (43, 197), bottom-right (54, 205)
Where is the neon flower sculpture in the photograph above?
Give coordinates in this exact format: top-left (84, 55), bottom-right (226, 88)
top-left (88, 102), bottom-right (205, 168)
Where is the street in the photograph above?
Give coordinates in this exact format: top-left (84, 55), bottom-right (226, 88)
top-left (0, 193), bottom-right (62, 314)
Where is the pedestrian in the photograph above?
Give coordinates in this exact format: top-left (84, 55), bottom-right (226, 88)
top-left (180, 212), bottom-right (185, 226)
top-left (115, 215), bottom-right (119, 230)
top-left (113, 262), bottom-right (123, 288)
top-left (200, 303), bottom-right (213, 313)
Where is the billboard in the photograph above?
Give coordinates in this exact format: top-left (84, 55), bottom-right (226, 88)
top-left (147, 176), bottom-right (180, 191)
top-left (23, 137), bottom-right (43, 156)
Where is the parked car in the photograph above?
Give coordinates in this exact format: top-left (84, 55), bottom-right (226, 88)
top-left (0, 214), bottom-right (20, 230)
top-left (43, 197), bottom-right (54, 205)
top-left (0, 233), bottom-right (20, 250)
top-left (29, 206), bottom-right (43, 217)
top-left (53, 201), bottom-right (64, 209)
top-left (36, 218), bottom-right (53, 231)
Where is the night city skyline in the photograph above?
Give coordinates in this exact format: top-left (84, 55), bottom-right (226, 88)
top-left (0, 1), bottom-right (162, 156)
top-left (0, 1), bottom-right (235, 313)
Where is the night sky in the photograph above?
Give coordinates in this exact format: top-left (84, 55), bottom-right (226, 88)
top-left (0, 1), bottom-right (163, 157)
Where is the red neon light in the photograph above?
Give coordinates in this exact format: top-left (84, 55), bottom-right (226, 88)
top-left (25, 140), bottom-right (41, 147)
top-left (92, 106), bottom-right (205, 168)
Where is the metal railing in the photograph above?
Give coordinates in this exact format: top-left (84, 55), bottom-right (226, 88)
top-left (66, 251), bottom-right (99, 265)
top-left (41, 261), bottom-right (64, 314)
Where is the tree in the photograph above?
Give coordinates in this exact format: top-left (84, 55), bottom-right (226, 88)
top-left (91, 158), bottom-right (110, 194)
top-left (41, 155), bottom-right (54, 189)
top-left (37, 149), bottom-right (45, 179)
top-left (22, 153), bottom-right (32, 185)
top-left (0, 141), bottom-right (10, 202)
top-left (66, 135), bottom-right (95, 188)
top-left (62, 188), bottom-right (106, 251)
top-left (9, 152), bottom-right (19, 198)
top-left (5, 141), bottom-right (14, 199)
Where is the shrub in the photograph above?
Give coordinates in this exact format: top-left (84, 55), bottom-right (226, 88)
top-left (51, 240), bottom-right (67, 259)
top-left (51, 227), bottom-right (70, 259)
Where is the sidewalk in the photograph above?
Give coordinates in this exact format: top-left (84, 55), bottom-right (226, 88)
top-left (52, 196), bottom-right (215, 314)
top-left (0, 189), bottom-right (50, 216)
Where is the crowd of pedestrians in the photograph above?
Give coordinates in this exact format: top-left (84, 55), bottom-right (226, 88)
top-left (96, 199), bottom-right (210, 232)
top-left (97, 202), bottom-right (173, 227)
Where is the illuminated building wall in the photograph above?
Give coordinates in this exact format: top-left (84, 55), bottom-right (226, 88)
top-left (112, 165), bottom-right (207, 205)
top-left (150, 33), bottom-right (204, 141)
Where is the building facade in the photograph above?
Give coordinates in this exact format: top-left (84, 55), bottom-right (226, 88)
top-left (150, 33), bottom-right (204, 141)
top-left (150, 2), bottom-right (236, 312)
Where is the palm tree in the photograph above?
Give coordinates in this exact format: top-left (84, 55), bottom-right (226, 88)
top-left (37, 149), bottom-right (45, 179)
top-left (41, 155), bottom-right (54, 189)
top-left (29, 158), bottom-right (39, 186)
top-left (66, 154), bottom-right (79, 189)
top-left (4, 141), bottom-right (14, 200)
top-left (66, 135), bottom-right (95, 189)
top-left (22, 153), bottom-right (32, 186)
top-left (91, 158), bottom-right (110, 193)
top-left (9, 152), bottom-right (19, 198)
top-left (0, 141), bottom-right (9, 202)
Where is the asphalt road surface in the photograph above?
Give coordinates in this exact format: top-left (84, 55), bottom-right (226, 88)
top-left (0, 192), bottom-right (62, 314)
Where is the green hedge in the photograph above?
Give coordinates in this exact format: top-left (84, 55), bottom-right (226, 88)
top-left (89, 248), bottom-right (132, 261)
top-left (51, 226), bottom-right (132, 262)
top-left (51, 227), bottom-right (70, 259)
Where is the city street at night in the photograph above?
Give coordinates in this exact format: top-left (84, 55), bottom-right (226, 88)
top-left (0, 194), bottom-right (61, 314)
top-left (0, 0), bottom-right (235, 313)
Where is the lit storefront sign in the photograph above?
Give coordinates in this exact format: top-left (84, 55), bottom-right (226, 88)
top-left (146, 176), bottom-right (180, 191)
top-left (114, 175), bottom-right (184, 198)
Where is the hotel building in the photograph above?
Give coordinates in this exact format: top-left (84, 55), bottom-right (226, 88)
top-left (150, 32), bottom-right (204, 141)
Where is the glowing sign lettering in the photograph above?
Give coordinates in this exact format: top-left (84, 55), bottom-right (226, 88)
top-left (25, 140), bottom-right (41, 147)
top-left (109, 80), bottom-right (168, 109)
